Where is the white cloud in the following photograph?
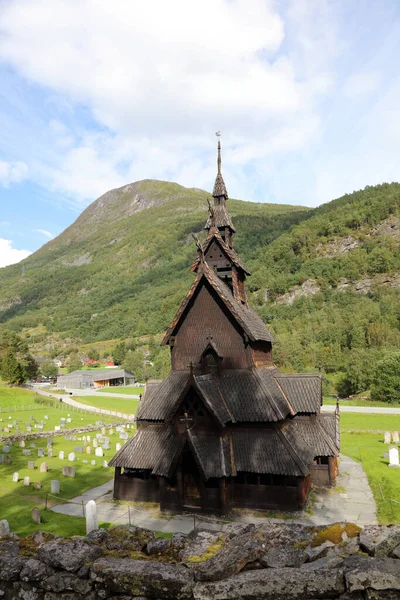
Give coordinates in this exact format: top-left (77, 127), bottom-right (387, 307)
top-left (0, 238), bottom-right (31, 268)
top-left (34, 229), bottom-right (54, 239)
top-left (0, 160), bottom-right (28, 187)
top-left (343, 71), bottom-right (381, 99)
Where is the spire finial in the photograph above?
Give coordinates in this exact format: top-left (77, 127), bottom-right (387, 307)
top-left (216, 131), bottom-right (221, 175)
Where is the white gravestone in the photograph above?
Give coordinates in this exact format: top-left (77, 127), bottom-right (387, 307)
top-left (85, 500), bottom-right (98, 535)
top-left (384, 431), bottom-right (391, 444)
top-left (51, 480), bottom-right (60, 494)
top-left (91, 460), bottom-right (96, 466)
top-left (392, 431), bottom-right (399, 443)
top-left (103, 460), bottom-right (108, 468)
top-left (24, 477), bottom-right (30, 486)
top-left (389, 446), bottom-right (400, 468)
top-left (93, 439), bottom-right (98, 448)
top-left (95, 447), bottom-right (103, 457)
top-left (12, 473), bottom-right (18, 483)
top-left (59, 451), bottom-right (65, 460)
top-left (68, 452), bottom-right (75, 462)
top-left (116, 443), bottom-right (121, 452)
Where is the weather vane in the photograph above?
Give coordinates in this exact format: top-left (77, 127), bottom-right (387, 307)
top-left (215, 131), bottom-right (221, 137)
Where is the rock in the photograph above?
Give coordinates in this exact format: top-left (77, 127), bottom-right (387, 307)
top-left (20, 559), bottom-right (54, 581)
top-left (171, 532), bottom-right (187, 547)
top-left (37, 539), bottom-right (102, 572)
top-left (260, 546), bottom-right (307, 568)
top-left (300, 552), bottom-right (344, 571)
top-left (0, 555), bottom-right (25, 581)
top-left (85, 528), bottom-right (108, 543)
top-left (43, 593), bottom-right (96, 600)
top-left (193, 529), bottom-right (267, 581)
top-left (106, 525), bottom-right (154, 553)
top-left (365, 591), bottom-right (400, 599)
top-left (223, 523), bottom-right (255, 540)
top-left (0, 538), bottom-right (20, 557)
top-left (305, 541), bottom-right (335, 562)
top-left (42, 572), bottom-right (93, 594)
top-left (345, 556), bottom-right (400, 593)
top-left (258, 523), bottom-right (313, 548)
top-left (91, 557), bottom-right (194, 599)
top-left (180, 529), bottom-right (221, 562)
top-left (12, 581), bottom-right (44, 600)
top-left (193, 567), bottom-right (345, 599)
top-left (391, 544), bottom-right (400, 559)
top-left (360, 525), bottom-right (400, 557)
top-left (146, 537), bottom-right (171, 555)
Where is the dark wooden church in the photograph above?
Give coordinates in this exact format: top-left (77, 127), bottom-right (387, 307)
top-left (109, 142), bottom-right (340, 513)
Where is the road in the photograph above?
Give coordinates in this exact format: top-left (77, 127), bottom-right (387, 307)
top-left (321, 405), bottom-right (400, 415)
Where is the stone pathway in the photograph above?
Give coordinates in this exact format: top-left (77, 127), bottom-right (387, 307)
top-left (51, 454), bottom-right (377, 533)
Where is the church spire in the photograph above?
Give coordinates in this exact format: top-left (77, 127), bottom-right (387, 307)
top-left (205, 137), bottom-right (236, 239)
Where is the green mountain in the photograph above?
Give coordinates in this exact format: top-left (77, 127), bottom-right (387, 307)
top-left (0, 179), bottom-right (399, 392)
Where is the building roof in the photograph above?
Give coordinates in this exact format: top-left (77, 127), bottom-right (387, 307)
top-left (110, 411), bottom-right (338, 480)
top-left (275, 374), bottom-right (322, 413)
top-left (57, 368), bottom-right (134, 382)
top-left (205, 203), bottom-right (236, 232)
top-left (191, 227), bottom-right (249, 274)
top-left (162, 263), bottom-right (275, 346)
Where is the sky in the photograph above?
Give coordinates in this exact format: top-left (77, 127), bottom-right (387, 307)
top-left (1, 0), bottom-right (400, 268)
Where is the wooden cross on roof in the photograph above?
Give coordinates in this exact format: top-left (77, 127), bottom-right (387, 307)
top-left (179, 411), bottom-right (194, 431)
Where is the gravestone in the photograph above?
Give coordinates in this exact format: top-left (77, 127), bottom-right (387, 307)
top-left (31, 508), bottom-right (41, 524)
top-left (109, 428), bottom-right (114, 435)
top-left (38, 449), bottom-right (44, 458)
top-left (26, 426), bottom-right (32, 432)
top-left (74, 446), bottom-right (84, 453)
top-left (0, 520), bottom-right (10, 535)
top-left (62, 466), bottom-right (76, 478)
top-left (95, 447), bottom-right (103, 457)
top-left (389, 446), bottom-right (400, 468)
top-left (24, 477), bottom-right (30, 486)
top-left (93, 439), bottom-right (98, 448)
top-left (115, 443), bottom-right (121, 452)
top-left (19, 440), bottom-right (25, 448)
top-left (102, 460), bottom-right (108, 468)
top-left (5, 455), bottom-right (12, 465)
top-left (0, 455), bottom-right (4, 464)
top-left (21, 449), bottom-right (31, 456)
top-left (102, 442), bottom-right (110, 450)
top-left (384, 431), bottom-right (391, 444)
top-left (29, 443), bottom-right (36, 449)
top-left (4, 428), bottom-right (9, 433)
top-left (393, 431), bottom-right (400, 443)
top-left (54, 425), bottom-right (60, 431)
top-left (44, 415), bottom-right (49, 420)
top-left (28, 461), bottom-right (35, 470)
top-left (82, 459), bottom-right (88, 464)
top-left (51, 480), bottom-right (60, 494)
top-left (34, 482), bottom-right (42, 490)
top-left (86, 446), bottom-right (91, 454)
top-left (85, 500), bottom-right (98, 535)
top-left (68, 452), bottom-right (75, 462)
top-left (12, 473), bottom-right (18, 483)
top-left (66, 418), bottom-right (72, 423)
top-left (2, 446), bottom-right (10, 454)
top-left (87, 435), bottom-right (91, 442)
top-left (40, 462), bottom-right (48, 473)
top-left (47, 447), bottom-right (53, 458)
top-left (119, 432), bottom-right (128, 440)
top-left (91, 460), bottom-right (96, 466)
top-left (59, 451), bottom-right (65, 460)
top-left (60, 418), bottom-right (66, 423)
top-left (101, 427), bottom-right (106, 435)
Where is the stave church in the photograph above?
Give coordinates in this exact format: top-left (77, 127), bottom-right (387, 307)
top-left (109, 141), bottom-right (340, 513)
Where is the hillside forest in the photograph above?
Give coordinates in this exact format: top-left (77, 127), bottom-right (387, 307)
top-left (0, 180), bottom-right (399, 398)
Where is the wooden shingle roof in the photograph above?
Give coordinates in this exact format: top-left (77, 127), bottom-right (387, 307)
top-left (162, 263), bottom-right (275, 346)
top-left (275, 374), bottom-right (322, 413)
top-left (191, 227), bottom-right (249, 274)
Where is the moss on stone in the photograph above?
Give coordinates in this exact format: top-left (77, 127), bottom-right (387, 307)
top-left (311, 523), bottom-right (361, 547)
top-left (187, 536), bottom-right (225, 563)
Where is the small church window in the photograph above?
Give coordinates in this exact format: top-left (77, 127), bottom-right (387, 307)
top-left (201, 349), bottom-right (219, 375)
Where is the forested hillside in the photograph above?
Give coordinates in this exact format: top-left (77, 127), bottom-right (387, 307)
top-left (0, 179), bottom-right (399, 394)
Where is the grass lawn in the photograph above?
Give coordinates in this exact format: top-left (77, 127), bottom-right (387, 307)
top-left (340, 413), bottom-right (400, 432)
top-left (76, 395), bottom-right (139, 415)
top-left (97, 386), bottom-right (144, 395)
top-left (0, 384), bottom-right (135, 536)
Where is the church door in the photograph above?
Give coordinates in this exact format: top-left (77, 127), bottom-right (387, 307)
top-left (182, 449), bottom-right (202, 509)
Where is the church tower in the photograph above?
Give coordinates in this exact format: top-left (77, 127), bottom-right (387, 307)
top-left (109, 140), bottom-right (339, 514)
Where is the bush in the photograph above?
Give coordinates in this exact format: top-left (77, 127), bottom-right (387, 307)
top-left (370, 352), bottom-right (400, 404)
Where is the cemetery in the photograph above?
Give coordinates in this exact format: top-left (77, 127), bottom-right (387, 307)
top-left (0, 384), bottom-right (135, 536)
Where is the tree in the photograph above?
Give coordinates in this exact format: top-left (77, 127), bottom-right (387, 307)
top-left (370, 352), bottom-right (400, 404)
top-left (40, 360), bottom-right (59, 379)
top-left (123, 350), bottom-right (145, 382)
top-left (1, 349), bottom-right (25, 384)
top-left (87, 348), bottom-right (100, 361)
top-left (67, 352), bottom-right (82, 373)
top-left (337, 349), bottom-right (373, 397)
top-left (112, 342), bottom-right (127, 366)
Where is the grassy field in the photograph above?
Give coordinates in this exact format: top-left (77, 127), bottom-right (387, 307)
top-left (96, 386), bottom-right (144, 395)
top-left (75, 395), bottom-right (139, 415)
top-left (0, 385), bottom-right (135, 536)
top-left (340, 413), bottom-right (400, 431)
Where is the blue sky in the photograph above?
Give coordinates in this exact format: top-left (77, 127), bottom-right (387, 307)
top-left (1, 0), bottom-right (400, 267)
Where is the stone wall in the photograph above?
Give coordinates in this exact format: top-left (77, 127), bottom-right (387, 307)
top-left (0, 421), bottom-right (134, 444)
top-left (1, 521), bottom-right (400, 599)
